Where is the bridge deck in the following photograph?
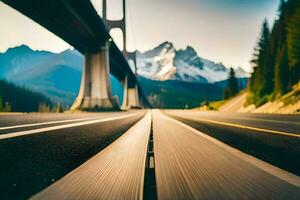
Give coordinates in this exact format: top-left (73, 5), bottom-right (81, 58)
top-left (153, 110), bottom-right (300, 200)
top-left (31, 112), bottom-right (151, 200)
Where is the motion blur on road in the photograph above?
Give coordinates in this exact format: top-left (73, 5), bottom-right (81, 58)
top-left (0, 111), bottom-right (145, 199)
top-left (0, 110), bottom-right (300, 199)
top-left (1, 0), bottom-right (300, 199)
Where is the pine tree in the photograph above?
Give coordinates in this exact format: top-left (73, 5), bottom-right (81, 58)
top-left (224, 68), bottom-right (239, 100)
top-left (0, 96), bottom-right (3, 112)
top-left (258, 20), bottom-right (272, 96)
top-left (287, 0), bottom-right (300, 85)
top-left (247, 0), bottom-right (300, 106)
top-left (223, 88), bottom-right (230, 100)
top-left (274, 1), bottom-right (290, 95)
top-left (275, 44), bottom-right (289, 95)
top-left (228, 68), bottom-right (239, 97)
top-left (247, 20), bottom-right (271, 105)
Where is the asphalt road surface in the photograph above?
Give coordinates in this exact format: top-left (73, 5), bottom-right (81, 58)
top-left (32, 111), bottom-right (152, 200)
top-left (153, 110), bottom-right (300, 199)
top-left (0, 110), bottom-right (146, 199)
top-left (164, 110), bottom-right (300, 176)
top-left (1, 110), bottom-right (300, 199)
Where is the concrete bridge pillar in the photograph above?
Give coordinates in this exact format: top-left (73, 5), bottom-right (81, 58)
top-left (121, 76), bottom-right (140, 110)
top-left (71, 43), bottom-right (119, 111)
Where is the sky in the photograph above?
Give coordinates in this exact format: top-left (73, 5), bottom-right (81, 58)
top-left (0, 0), bottom-right (279, 71)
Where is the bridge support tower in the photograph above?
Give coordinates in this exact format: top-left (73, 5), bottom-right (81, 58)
top-left (121, 76), bottom-right (140, 109)
top-left (71, 43), bottom-right (119, 111)
top-left (103, 0), bottom-right (140, 110)
top-left (102, 0), bottom-right (137, 71)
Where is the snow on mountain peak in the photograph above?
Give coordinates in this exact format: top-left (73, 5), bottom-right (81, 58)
top-left (137, 42), bottom-right (176, 81)
top-left (137, 42), bottom-right (249, 83)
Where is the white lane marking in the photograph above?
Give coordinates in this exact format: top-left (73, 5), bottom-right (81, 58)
top-left (0, 113), bottom-right (138, 140)
top-left (0, 117), bottom-right (109, 131)
top-left (30, 111), bottom-right (151, 200)
top-left (160, 110), bottom-right (300, 188)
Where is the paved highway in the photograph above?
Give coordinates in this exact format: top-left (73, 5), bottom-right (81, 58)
top-left (1, 110), bottom-right (300, 199)
top-left (0, 110), bottom-right (146, 199)
top-left (164, 110), bottom-right (300, 176)
top-left (32, 111), bottom-right (152, 200)
top-left (154, 110), bottom-right (300, 199)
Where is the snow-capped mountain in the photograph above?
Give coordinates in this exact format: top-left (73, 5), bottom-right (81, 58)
top-left (137, 42), bottom-right (249, 83)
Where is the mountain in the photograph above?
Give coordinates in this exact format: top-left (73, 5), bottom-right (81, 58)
top-left (137, 42), bottom-right (249, 83)
top-left (0, 45), bottom-right (123, 107)
top-left (0, 44), bottom-right (248, 109)
top-left (0, 45), bottom-right (53, 78)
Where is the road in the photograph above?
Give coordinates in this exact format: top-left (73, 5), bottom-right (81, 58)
top-left (31, 112), bottom-right (152, 200)
top-left (164, 110), bottom-right (300, 176)
top-left (0, 110), bottom-right (146, 199)
top-left (0, 110), bottom-right (300, 199)
top-left (154, 110), bottom-right (300, 199)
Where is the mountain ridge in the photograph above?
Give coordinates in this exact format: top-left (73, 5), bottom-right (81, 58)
top-left (0, 45), bottom-right (123, 107)
top-left (137, 41), bottom-right (249, 83)
top-left (0, 44), bottom-right (247, 108)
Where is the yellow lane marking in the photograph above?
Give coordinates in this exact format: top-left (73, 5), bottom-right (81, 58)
top-left (181, 114), bottom-right (300, 126)
top-left (171, 111), bottom-right (300, 125)
top-left (159, 111), bottom-right (300, 187)
top-left (228, 116), bottom-right (300, 125)
top-left (186, 117), bottom-right (300, 138)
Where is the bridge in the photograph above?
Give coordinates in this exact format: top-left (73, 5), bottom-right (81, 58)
top-left (2, 0), bottom-right (150, 110)
top-left (1, 1), bottom-right (300, 200)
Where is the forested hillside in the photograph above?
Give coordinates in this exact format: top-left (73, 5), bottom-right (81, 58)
top-left (138, 77), bottom-right (225, 108)
top-left (0, 79), bottom-right (52, 112)
top-left (247, 0), bottom-right (300, 106)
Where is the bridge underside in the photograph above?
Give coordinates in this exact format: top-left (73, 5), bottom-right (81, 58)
top-left (2, 0), bottom-right (151, 110)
